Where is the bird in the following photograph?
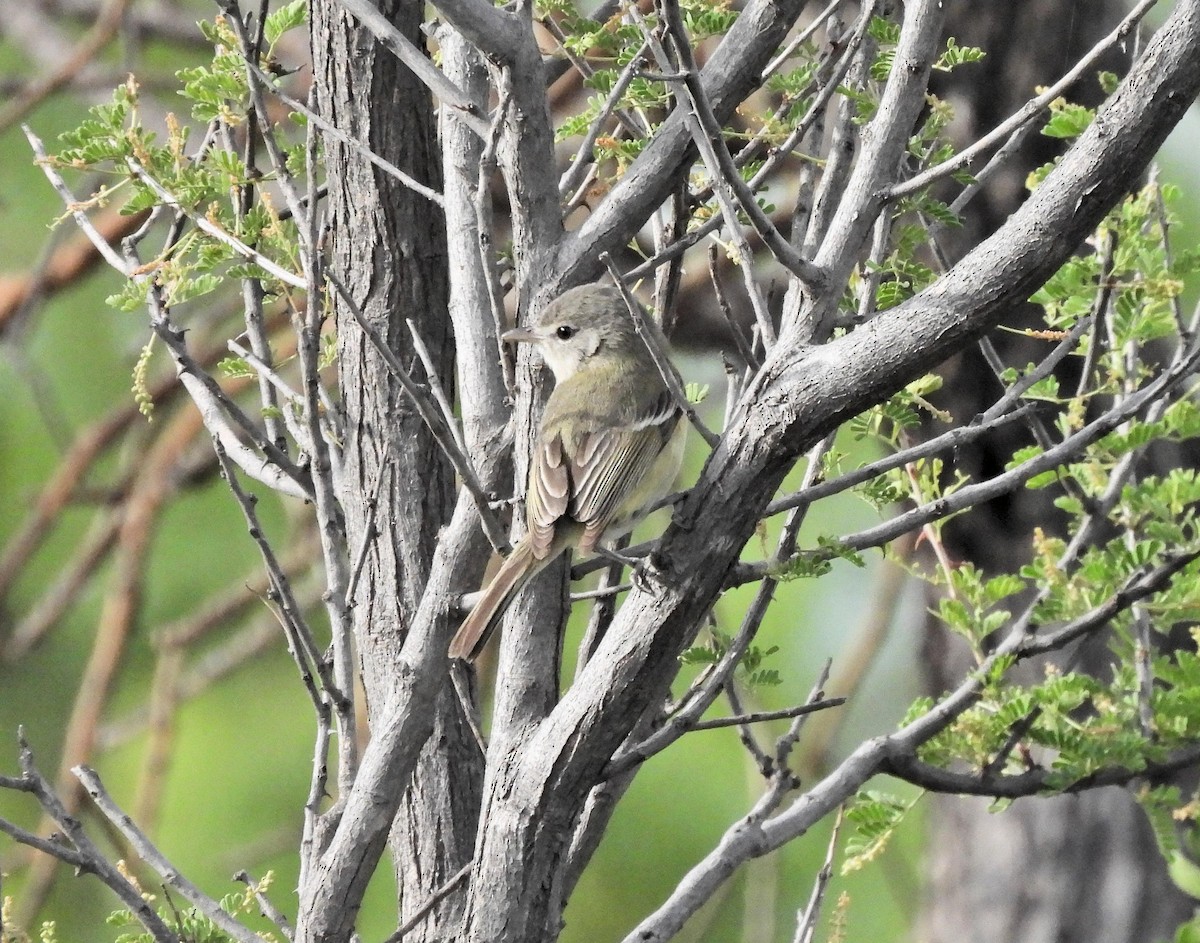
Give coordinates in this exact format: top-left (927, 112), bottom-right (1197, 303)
top-left (448, 283), bottom-right (688, 661)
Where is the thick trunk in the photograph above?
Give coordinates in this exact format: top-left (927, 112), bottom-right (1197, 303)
top-left (311, 1), bottom-right (475, 937)
top-left (922, 790), bottom-right (1191, 943)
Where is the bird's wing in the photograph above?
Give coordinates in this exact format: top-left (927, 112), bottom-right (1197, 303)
top-left (568, 390), bottom-right (681, 552)
top-left (527, 430), bottom-right (571, 559)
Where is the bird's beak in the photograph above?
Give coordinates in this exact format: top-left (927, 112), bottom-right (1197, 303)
top-left (501, 326), bottom-right (539, 345)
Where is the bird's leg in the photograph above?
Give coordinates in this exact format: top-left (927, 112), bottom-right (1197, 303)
top-left (593, 545), bottom-right (642, 570)
top-left (594, 545), bottom-right (673, 595)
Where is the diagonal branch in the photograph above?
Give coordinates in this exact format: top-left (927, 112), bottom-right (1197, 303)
top-left (888, 0), bottom-right (1161, 201)
top-left (75, 764), bottom-right (261, 943)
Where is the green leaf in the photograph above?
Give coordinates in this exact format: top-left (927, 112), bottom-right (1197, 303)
top-left (1169, 853), bottom-right (1200, 900)
top-left (843, 790), bottom-right (915, 874)
top-left (265, 0), bottom-right (308, 47)
top-left (219, 356), bottom-right (255, 379)
top-left (685, 382), bottom-right (709, 405)
top-left (1041, 100), bottom-right (1094, 139)
top-left (679, 645), bottom-right (720, 666)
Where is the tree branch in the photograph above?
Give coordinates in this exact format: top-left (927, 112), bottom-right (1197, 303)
top-left (882, 742), bottom-right (1200, 798)
top-left (75, 764), bottom-right (261, 943)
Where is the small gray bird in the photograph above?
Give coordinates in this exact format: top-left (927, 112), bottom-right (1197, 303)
top-left (449, 283), bottom-right (687, 661)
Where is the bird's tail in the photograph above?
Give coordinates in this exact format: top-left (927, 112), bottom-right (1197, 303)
top-left (449, 537), bottom-right (538, 661)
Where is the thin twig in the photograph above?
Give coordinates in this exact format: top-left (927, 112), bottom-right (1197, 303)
top-left (75, 764), bottom-right (262, 943)
top-left (557, 38), bottom-right (653, 198)
top-left (723, 682), bottom-right (774, 776)
top-left (124, 155), bottom-right (307, 290)
top-left (688, 699), bottom-right (847, 732)
top-left (763, 0), bottom-right (846, 78)
top-left (601, 253), bottom-right (719, 447)
top-left (380, 864), bottom-right (472, 943)
top-left (24, 125), bottom-right (131, 274)
top-left (622, 0), bottom-right (874, 286)
top-left (476, 71), bottom-right (515, 393)
top-left (0, 732), bottom-right (177, 942)
top-left (345, 463), bottom-right (390, 607)
top-left (210, 436), bottom-right (337, 706)
top-left (325, 0), bottom-right (489, 135)
top-left (234, 870), bottom-right (295, 940)
top-left (740, 336), bottom-right (1200, 584)
top-left (407, 318), bottom-right (473, 462)
top-left (792, 807), bottom-right (843, 943)
top-left (242, 56), bottom-right (445, 207)
top-left (622, 1), bottom-right (777, 345)
top-left (660, 0), bottom-right (828, 294)
top-left (708, 247), bottom-right (760, 370)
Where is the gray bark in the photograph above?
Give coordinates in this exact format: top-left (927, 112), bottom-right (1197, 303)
top-left (309, 0), bottom-right (475, 938)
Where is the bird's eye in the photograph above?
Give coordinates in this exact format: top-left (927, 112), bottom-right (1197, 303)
top-left (555, 325), bottom-right (576, 340)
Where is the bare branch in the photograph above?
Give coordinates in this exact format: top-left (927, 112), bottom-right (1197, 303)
top-left (792, 807), bottom-right (842, 943)
top-left (74, 764), bottom-right (261, 943)
top-left (24, 125), bottom-right (132, 274)
top-left (556, 0), bottom-right (816, 287)
top-left (234, 870), bottom-right (294, 940)
top-left (688, 699), bottom-right (846, 733)
top-left (659, 0), bottom-right (829, 295)
top-left (883, 742), bottom-right (1200, 799)
top-left (243, 55), bottom-right (445, 207)
top-left (0, 732), bottom-right (177, 942)
top-left (380, 864), bottom-right (471, 943)
top-left (124, 156), bottom-right (307, 290)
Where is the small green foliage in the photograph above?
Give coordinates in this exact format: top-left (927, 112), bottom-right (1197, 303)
top-left (934, 37), bottom-right (985, 72)
top-left (107, 871), bottom-right (278, 943)
top-left (856, 472), bottom-right (907, 511)
top-left (866, 16), bottom-right (900, 45)
top-left (131, 335), bottom-right (157, 420)
top-left (889, 168), bottom-right (1200, 865)
top-left (264, 0), bottom-right (308, 52)
top-left (869, 48), bottom-right (896, 84)
top-left (774, 537), bottom-right (865, 581)
top-left (219, 355), bottom-right (255, 379)
top-left (1141, 784), bottom-right (1200, 907)
top-left (685, 382), bottom-right (710, 405)
top-left (935, 563), bottom-right (1024, 654)
top-left (766, 61), bottom-right (818, 98)
top-left (48, 13), bottom-right (308, 325)
top-left (318, 330), bottom-right (338, 371)
top-left (850, 373), bottom-right (947, 446)
top-left (680, 0), bottom-right (738, 40)
top-left (842, 791), bottom-right (916, 874)
top-left (679, 629), bottom-right (782, 689)
top-left (1041, 98), bottom-right (1094, 139)
top-left (1170, 916), bottom-right (1200, 943)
